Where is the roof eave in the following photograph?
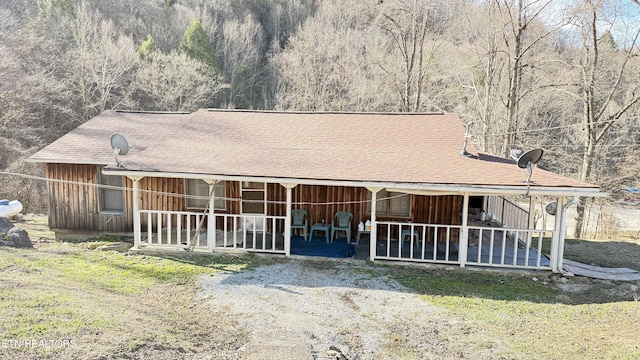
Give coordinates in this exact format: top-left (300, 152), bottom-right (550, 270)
top-left (101, 168), bottom-right (604, 198)
top-left (26, 157), bottom-right (110, 166)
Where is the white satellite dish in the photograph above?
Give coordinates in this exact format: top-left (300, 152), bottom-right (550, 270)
top-left (545, 201), bottom-right (557, 216)
top-left (110, 134), bottom-right (130, 168)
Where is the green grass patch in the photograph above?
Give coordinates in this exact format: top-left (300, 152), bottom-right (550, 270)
top-left (391, 267), bottom-right (557, 302)
top-left (383, 264), bottom-right (640, 359)
top-left (0, 242), bottom-right (255, 356)
top-left (562, 237), bottom-right (640, 269)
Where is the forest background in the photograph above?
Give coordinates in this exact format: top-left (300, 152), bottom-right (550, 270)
top-left (1, 0), bottom-right (640, 238)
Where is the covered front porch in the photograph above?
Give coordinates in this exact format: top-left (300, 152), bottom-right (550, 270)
top-left (126, 176), bottom-right (568, 272)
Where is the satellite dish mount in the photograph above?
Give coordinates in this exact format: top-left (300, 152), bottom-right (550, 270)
top-left (110, 134), bottom-right (130, 168)
top-left (512, 148), bottom-right (544, 194)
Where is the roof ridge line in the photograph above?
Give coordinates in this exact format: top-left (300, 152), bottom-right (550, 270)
top-left (115, 110), bottom-right (191, 114)
top-left (204, 108), bottom-right (446, 116)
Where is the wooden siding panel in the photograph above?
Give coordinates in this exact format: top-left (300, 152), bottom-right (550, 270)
top-left (46, 163), bottom-right (132, 233)
top-left (45, 166), bottom-right (463, 239)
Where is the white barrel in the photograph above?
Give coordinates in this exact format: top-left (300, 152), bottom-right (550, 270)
top-left (0, 200), bottom-right (23, 217)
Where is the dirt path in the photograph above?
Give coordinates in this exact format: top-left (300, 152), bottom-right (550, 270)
top-left (198, 260), bottom-right (512, 359)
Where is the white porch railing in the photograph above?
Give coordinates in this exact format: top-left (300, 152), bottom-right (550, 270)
top-left (139, 210), bottom-right (208, 250)
top-left (375, 221), bottom-right (462, 265)
top-left (465, 226), bottom-right (553, 270)
top-left (374, 221), bottom-right (554, 270)
top-left (138, 210), bottom-right (286, 254)
top-left (213, 214), bottom-right (286, 254)
top-left (136, 210), bottom-right (552, 270)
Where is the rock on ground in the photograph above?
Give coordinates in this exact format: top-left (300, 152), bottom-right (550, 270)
top-left (0, 217), bottom-right (33, 248)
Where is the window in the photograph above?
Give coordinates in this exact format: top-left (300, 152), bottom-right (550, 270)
top-left (367, 189), bottom-right (411, 217)
top-left (241, 181), bottom-right (265, 214)
top-left (185, 179), bottom-right (226, 210)
top-left (99, 171), bottom-right (124, 213)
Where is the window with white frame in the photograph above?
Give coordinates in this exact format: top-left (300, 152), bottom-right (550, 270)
top-left (185, 179), bottom-right (226, 210)
top-left (367, 189), bottom-right (411, 217)
top-left (99, 170), bottom-right (124, 213)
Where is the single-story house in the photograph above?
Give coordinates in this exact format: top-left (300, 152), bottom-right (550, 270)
top-left (28, 109), bottom-right (602, 272)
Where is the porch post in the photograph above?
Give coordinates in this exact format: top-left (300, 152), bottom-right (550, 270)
top-left (367, 187), bottom-right (382, 261)
top-left (550, 196), bottom-right (565, 273)
top-left (281, 183), bottom-right (298, 256)
top-left (204, 180), bottom-right (218, 252)
top-left (556, 196), bottom-right (569, 272)
top-left (459, 193), bottom-right (469, 267)
top-left (128, 176), bottom-right (143, 249)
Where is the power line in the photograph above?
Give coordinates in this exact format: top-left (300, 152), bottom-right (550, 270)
top-left (0, 170), bottom-right (410, 207)
top-left (481, 114), bottom-right (640, 138)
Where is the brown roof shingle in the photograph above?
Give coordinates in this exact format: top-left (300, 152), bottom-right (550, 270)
top-left (29, 109), bottom-right (598, 191)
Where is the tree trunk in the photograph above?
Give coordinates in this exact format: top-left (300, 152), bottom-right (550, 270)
top-left (574, 132), bottom-right (596, 238)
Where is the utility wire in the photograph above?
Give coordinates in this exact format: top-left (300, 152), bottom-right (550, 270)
top-left (0, 170), bottom-right (410, 207)
top-left (481, 114), bottom-right (640, 138)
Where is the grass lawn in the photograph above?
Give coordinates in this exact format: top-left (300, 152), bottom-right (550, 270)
top-left (0, 217), bottom-right (260, 359)
top-left (388, 266), bottom-right (640, 359)
top-left (1, 216), bottom-right (639, 359)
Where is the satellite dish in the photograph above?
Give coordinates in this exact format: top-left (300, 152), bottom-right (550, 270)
top-left (517, 148), bottom-right (543, 169)
top-left (513, 148), bottom-right (544, 193)
top-left (545, 201), bottom-right (557, 216)
top-left (110, 134), bottom-right (130, 168)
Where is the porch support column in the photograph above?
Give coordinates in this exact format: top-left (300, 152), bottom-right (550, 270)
top-left (556, 196), bottom-right (569, 273)
top-left (459, 193), bottom-right (470, 267)
top-left (366, 187), bottom-right (383, 261)
top-left (281, 183), bottom-right (298, 256)
top-left (127, 176), bottom-right (144, 250)
top-left (204, 180), bottom-right (219, 252)
top-left (550, 196), bottom-right (566, 273)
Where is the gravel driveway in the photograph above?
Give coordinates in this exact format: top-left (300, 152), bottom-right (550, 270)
top-left (198, 259), bottom-right (506, 360)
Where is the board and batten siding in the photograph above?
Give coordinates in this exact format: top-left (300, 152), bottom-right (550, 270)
top-left (45, 163), bottom-right (134, 233)
top-left (268, 184), bottom-right (462, 237)
top-left (44, 165), bottom-right (461, 239)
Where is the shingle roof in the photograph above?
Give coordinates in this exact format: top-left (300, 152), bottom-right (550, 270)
top-left (29, 109), bottom-right (598, 191)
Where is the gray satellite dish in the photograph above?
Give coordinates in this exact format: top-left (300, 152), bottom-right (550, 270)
top-left (110, 134), bottom-right (130, 167)
top-left (514, 148), bottom-right (544, 186)
top-left (517, 148), bottom-right (543, 169)
top-left (545, 201), bottom-right (557, 216)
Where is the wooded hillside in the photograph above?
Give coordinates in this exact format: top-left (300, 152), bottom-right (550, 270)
top-left (1, 0), bottom-right (639, 237)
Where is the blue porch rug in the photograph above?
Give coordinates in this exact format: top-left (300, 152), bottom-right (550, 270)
top-left (290, 236), bottom-right (356, 258)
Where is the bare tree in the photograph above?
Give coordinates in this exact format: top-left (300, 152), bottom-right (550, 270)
top-left (571, 0), bottom-right (640, 238)
top-left (135, 51), bottom-right (226, 111)
top-left (71, 2), bottom-right (138, 122)
top-left (273, 0), bottom-right (386, 111)
top-left (217, 15), bottom-right (265, 108)
top-left (374, 0), bottom-right (440, 112)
